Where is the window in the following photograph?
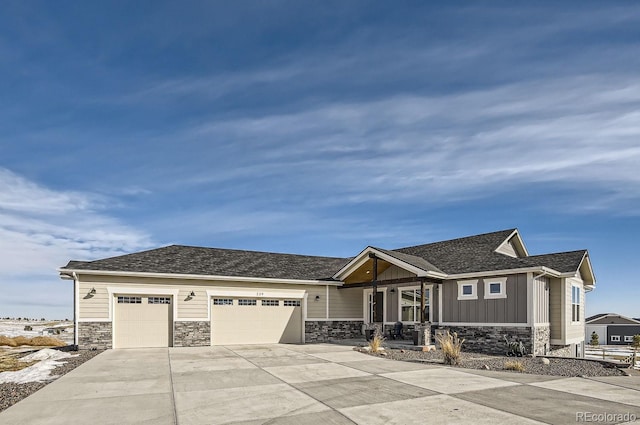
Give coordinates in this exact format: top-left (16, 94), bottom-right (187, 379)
top-left (571, 285), bottom-right (581, 322)
top-left (284, 300), bottom-right (301, 307)
top-left (484, 277), bottom-right (507, 299)
top-left (117, 296), bottom-right (141, 304)
top-left (399, 288), bottom-right (429, 322)
top-left (148, 297), bottom-right (171, 304)
top-left (261, 299), bottom-right (279, 306)
top-left (611, 335), bottom-right (620, 342)
top-left (624, 335), bottom-right (634, 342)
top-left (238, 299), bottom-right (257, 306)
top-left (457, 280), bottom-right (478, 300)
top-left (213, 298), bottom-right (233, 305)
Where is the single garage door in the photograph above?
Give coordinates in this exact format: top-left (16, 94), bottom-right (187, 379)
top-left (211, 297), bottom-right (302, 345)
top-left (114, 295), bottom-right (173, 348)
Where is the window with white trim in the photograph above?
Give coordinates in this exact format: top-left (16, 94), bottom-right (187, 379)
top-left (283, 300), bottom-right (301, 307)
top-left (238, 299), bottom-right (257, 306)
top-left (399, 288), bottom-right (429, 322)
top-left (213, 298), bottom-right (233, 305)
top-left (484, 277), bottom-right (507, 299)
top-left (457, 280), bottom-right (478, 300)
top-left (261, 299), bottom-right (279, 306)
top-left (148, 297), bottom-right (171, 304)
top-left (611, 335), bottom-right (620, 342)
top-left (571, 285), bottom-right (581, 322)
top-left (624, 335), bottom-right (633, 342)
top-left (117, 296), bottom-right (141, 304)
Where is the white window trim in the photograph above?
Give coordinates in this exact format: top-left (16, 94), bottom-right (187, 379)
top-left (457, 280), bottom-right (478, 300)
top-left (397, 285), bottom-right (433, 323)
top-left (363, 287), bottom-right (387, 324)
top-left (571, 284), bottom-right (582, 323)
top-left (611, 335), bottom-right (620, 342)
top-left (624, 335), bottom-right (633, 342)
top-left (484, 277), bottom-right (507, 299)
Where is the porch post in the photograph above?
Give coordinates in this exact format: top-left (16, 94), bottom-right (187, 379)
top-left (370, 253), bottom-right (378, 322)
top-left (420, 279), bottom-right (425, 323)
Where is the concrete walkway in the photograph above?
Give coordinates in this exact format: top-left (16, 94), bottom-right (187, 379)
top-left (1, 344), bottom-right (639, 425)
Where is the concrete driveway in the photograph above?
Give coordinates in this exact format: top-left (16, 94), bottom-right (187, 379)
top-left (1, 344), bottom-right (639, 425)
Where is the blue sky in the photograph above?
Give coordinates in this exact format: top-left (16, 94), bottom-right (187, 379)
top-left (1, 1), bottom-right (639, 319)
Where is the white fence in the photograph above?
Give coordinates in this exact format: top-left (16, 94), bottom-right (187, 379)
top-left (585, 345), bottom-right (639, 369)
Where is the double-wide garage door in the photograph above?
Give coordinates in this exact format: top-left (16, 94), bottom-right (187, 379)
top-left (114, 295), bottom-right (173, 348)
top-left (211, 297), bottom-right (302, 345)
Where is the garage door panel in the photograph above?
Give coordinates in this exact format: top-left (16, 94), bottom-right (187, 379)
top-left (114, 295), bottom-right (172, 348)
top-left (211, 298), bottom-right (302, 345)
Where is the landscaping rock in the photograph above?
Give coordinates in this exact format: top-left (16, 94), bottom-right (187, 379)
top-left (541, 357), bottom-right (550, 365)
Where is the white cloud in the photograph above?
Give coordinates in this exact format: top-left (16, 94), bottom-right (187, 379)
top-left (0, 168), bottom-right (154, 317)
top-left (181, 75), bottom-right (640, 212)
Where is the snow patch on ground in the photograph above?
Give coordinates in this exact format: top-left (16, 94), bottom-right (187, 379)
top-left (0, 349), bottom-right (79, 384)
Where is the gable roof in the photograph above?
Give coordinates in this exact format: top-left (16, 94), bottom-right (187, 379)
top-left (61, 229), bottom-right (594, 285)
top-left (586, 313), bottom-right (640, 325)
top-left (63, 245), bottom-right (349, 281)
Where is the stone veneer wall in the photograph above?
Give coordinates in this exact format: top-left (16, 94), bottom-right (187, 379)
top-left (78, 321), bottom-right (112, 349)
top-left (443, 326), bottom-right (532, 355)
top-left (305, 321), bottom-right (364, 343)
top-left (174, 321), bottom-right (211, 347)
top-left (532, 325), bottom-right (551, 356)
top-left (548, 345), bottom-right (573, 357)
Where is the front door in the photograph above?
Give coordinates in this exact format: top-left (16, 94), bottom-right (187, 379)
top-left (367, 291), bottom-right (384, 323)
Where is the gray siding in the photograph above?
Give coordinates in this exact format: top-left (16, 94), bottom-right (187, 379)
top-left (534, 275), bottom-right (550, 324)
top-left (549, 277), bottom-right (562, 339)
top-left (442, 274), bottom-right (527, 324)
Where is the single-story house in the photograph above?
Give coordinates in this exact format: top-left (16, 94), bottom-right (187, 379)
top-left (59, 228), bottom-right (595, 357)
top-left (586, 313), bottom-right (640, 346)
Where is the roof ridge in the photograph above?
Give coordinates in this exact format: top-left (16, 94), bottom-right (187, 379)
top-left (526, 249), bottom-right (587, 258)
top-left (169, 244), bottom-right (349, 260)
top-left (394, 228), bottom-right (516, 251)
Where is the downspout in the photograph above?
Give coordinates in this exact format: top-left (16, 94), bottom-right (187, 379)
top-left (72, 272), bottom-right (79, 350)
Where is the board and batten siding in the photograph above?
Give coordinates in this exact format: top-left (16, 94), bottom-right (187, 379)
top-left (76, 274), bottom-right (329, 321)
top-left (534, 275), bottom-right (550, 324)
top-left (378, 264), bottom-right (416, 280)
top-left (442, 274), bottom-right (527, 324)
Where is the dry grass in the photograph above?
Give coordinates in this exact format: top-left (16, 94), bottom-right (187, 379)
top-left (436, 331), bottom-right (464, 365)
top-left (0, 335), bottom-right (66, 347)
top-left (504, 360), bottom-right (526, 372)
top-left (368, 332), bottom-right (385, 353)
top-left (0, 354), bottom-right (37, 373)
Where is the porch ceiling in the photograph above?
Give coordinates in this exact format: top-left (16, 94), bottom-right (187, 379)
top-left (343, 258), bottom-right (392, 284)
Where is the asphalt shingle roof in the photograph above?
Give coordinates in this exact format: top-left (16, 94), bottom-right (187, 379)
top-left (62, 229), bottom-right (589, 280)
top-left (64, 245), bottom-right (350, 281)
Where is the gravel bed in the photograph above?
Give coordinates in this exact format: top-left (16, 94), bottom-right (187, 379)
top-left (361, 348), bottom-right (626, 377)
top-left (0, 348), bottom-right (104, 413)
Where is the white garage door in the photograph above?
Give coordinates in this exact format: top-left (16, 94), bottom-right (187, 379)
top-left (114, 295), bottom-right (173, 348)
top-left (211, 298), bottom-right (302, 345)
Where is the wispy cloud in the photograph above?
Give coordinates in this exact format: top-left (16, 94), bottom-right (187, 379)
top-left (0, 167), bottom-right (153, 278)
top-left (174, 75), bottom-right (640, 213)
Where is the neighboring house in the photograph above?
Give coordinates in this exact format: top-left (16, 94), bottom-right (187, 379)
top-left (59, 228), bottom-right (595, 357)
top-left (586, 313), bottom-right (640, 346)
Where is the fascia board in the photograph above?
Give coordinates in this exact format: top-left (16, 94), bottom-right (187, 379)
top-left (58, 268), bottom-right (342, 286)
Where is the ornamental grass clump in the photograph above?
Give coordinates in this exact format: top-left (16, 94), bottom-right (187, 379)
top-left (436, 331), bottom-right (464, 365)
top-left (504, 360), bottom-right (526, 372)
top-left (368, 332), bottom-right (385, 353)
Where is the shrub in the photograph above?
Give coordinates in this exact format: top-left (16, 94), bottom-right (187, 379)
top-left (504, 360), bottom-right (526, 372)
top-left (632, 334), bottom-right (640, 349)
top-left (436, 331), bottom-right (464, 365)
top-left (590, 331), bottom-right (599, 347)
